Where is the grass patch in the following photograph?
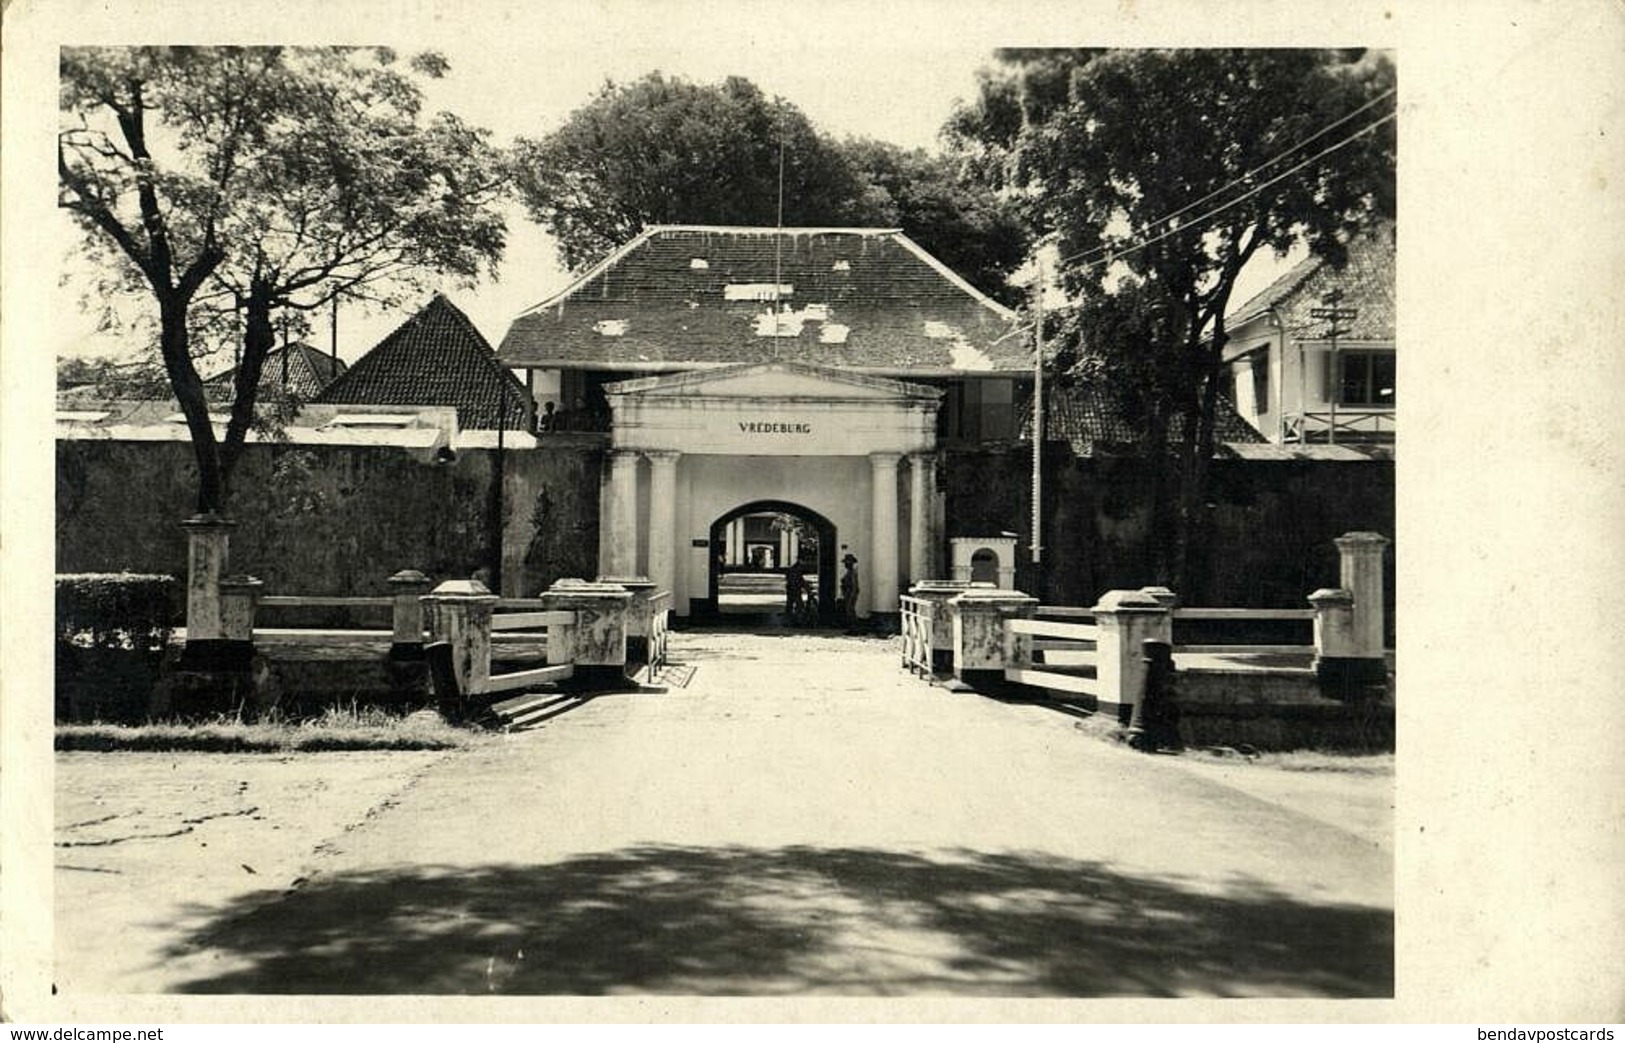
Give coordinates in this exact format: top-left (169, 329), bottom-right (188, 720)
top-left (56, 704), bottom-right (483, 753)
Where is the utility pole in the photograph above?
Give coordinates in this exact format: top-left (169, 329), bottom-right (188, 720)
top-left (1031, 258), bottom-right (1045, 578)
top-left (492, 370), bottom-right (508, 595)
top-left (1311, 289), bottom-right (1358, 445)
top-left (330, 292), bottom-right (340, 369)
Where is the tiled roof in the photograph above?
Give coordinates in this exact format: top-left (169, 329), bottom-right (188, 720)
top-left (203, 342), bottom-right (347, 402)
top-left (1022, 381), bottom-right (1265, 456)
top-left (316, 295), bottom-right (534, 431)
top-left (497, 226), bottom-right (1024, 375)
top-left (1227, 221), bottom-right (1395, 342)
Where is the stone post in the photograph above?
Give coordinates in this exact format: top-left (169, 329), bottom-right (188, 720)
top-left (909, 579), bottom-right (971, 672)
top-left (1310, 588), bottom-right (1357, 656)
top-left (179, 514), bottom-right (235, 663)
top-left (598, 575), bottom-right (656, 666)
top-left (1138, 586), bottom-right (1179, 644)
top-left (1336, 531), bottom-right (1391, 664)
top-left (422, 579), bottom-right (498, 700)
top-left (216, 574), bottom-right (263, 669)
top-left (1092, 589), bottom-right (1173, 724)
top-left (949, 586), bottom-right (1039, 689)
top-left (1310, 586), bottom-right (1380, 693)
top-left (387, 569), bottom-right (434, 660)
top-left (540, 579), bottom-right (635, 689)
top-left (869, 452), bottom-right (902, 623)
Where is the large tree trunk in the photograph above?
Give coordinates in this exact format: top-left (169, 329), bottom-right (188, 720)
top-left (217, 284), bottom-right (279, 510)
top-left (1141, 403), bottom-right (1175, 584)
top-left (156, 295), bottom-right (226, 515)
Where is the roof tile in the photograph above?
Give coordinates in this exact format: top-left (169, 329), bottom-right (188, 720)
top-left (498, 227), bottom-right (1024, 373)
top-left (317, 295), bottom-right (533, 430)
top-left (1228, 221), bottom-right (1395, 342)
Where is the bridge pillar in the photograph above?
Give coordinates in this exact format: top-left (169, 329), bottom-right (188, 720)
top-left (423, 579), bottom-right (498, 700)
top-left (1092, 590), bottom-right (1171, 724)
top-left (540, 579), bottom-right (635, 689)
top-left (388, 569), bottom-right (434, 660)
top-left (909, 579), bottom-right (971, 672)
top-left (949, 586), bottom-right (1038, 689)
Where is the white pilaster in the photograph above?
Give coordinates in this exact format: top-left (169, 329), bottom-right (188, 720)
top-left (908, 453), bottom-right (934, 585)
top-left (870, 451), bottom-right (901, 616)
top-left (605, 449), bottom-right (641, 577)
top-left (646, 450), bottom-right (680, 595)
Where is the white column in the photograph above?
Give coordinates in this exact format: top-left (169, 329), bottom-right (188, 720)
top-left (779, 529), bottom-right (791, 567)
top-left (646, 450), bottom-right (679, 594)
top-left (869, 452), bottom-right (901, 616)
top-left (908, 453), bottom-right (934, 584)
top-left (605, 449), bottom-right (641, 577)
top-left (728, 519), bottom-right (742, 565)
top-left (788, 529), bottom-right (800, 567)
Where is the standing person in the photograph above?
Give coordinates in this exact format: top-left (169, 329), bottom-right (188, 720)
top-left (840, 553), bottom-right (861, 633)
top-left (784, 566), bottom-right (807, 625)
top-left (538, 400), bottom-right (558, 433)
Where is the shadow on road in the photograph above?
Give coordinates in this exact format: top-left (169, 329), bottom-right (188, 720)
top-left (161, 844), bottom-right (1391, 996)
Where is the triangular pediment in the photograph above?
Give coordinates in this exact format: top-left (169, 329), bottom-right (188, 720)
top-left (605, 362), bottom-right (941, 402)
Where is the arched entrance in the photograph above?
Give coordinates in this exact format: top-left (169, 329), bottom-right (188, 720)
top-left (707, 500), bottom-right (837, 625)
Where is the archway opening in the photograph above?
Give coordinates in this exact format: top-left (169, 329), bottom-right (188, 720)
top-left (706, 500), bottom-right (837, 626)
top-left (970, 547), bottom-right (1000, 586)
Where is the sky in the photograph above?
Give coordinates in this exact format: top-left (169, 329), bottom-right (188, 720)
top-left (52, 15), bottom-right (1306, 369)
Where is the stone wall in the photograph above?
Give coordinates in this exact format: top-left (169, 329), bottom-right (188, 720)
top-left (58, 436), bottom-right (1389, 621)
top-left (1169, 667), bottom-right (1395, 752)
top-left (56, 439), bottom-right (603, 598)
top-left (941, 447), bottom-right (1396, 623)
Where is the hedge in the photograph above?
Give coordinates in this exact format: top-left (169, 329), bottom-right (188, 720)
top-left (56, 573), bottom-right (181, 722)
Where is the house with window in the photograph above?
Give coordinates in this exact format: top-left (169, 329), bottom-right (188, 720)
top-left (1222, 221), bottom-right (1395, 445)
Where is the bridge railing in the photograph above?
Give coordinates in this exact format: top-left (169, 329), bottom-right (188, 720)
top-left (423, 579), bottom-right (640, 720)
top-left (899, 596), bottom-right (933, 676)
top-left (904, 531), bottom-right (1392, 723)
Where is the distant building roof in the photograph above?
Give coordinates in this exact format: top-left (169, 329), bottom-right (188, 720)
top-left (1227, 221), bottom-right (1395, 342)
top-left (497, 225), bottom-right (1024, 376)
top-left (1022, 381), bottom-right (1265, 456)
top-left (203, 341), bottom-right (348, 402)
top-left (317, 295), bottom-right (533, 430)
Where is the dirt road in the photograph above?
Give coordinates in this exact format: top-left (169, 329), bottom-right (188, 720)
top-left (56, 631), bottom-right (1393, 997)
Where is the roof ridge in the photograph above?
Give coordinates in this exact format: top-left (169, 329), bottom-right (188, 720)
top-left (643, 224), bottom-right (906, 236)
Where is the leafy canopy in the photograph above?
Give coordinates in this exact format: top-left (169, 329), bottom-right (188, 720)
top-left (946, 48), bottom-right (1396, 592)
top-left (513, 72), bottom-right (1028, 302)
top-left (58, 46), bottom-right (509, 513)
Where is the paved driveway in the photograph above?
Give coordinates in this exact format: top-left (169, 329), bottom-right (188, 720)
top-left (125, 632), bottom-right (1393, 996)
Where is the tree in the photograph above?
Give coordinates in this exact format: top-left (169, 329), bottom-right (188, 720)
top-left (840, 139), bottom-right (1030, 306)
top-left (59, 46), bottom-right (508, 515)
top-left (513, 73), bottom-right (880, 271)
top-left (949, 48), bottom-right (1396, 593)
top-left (511, 73), bottom-right (1028, 302)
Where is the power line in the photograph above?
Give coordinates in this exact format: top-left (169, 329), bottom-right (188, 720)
top-left (1123, 88), bottom-right (1396, 242)
top-left (989, 106), bottom-right (1396, 346)
top-left (1054, 108), bottom-right (1397, 273)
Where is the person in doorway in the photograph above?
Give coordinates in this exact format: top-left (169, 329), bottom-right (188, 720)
top-left (840, 553), bottom-right (861, 633)
top-left (538, 400), bottom-right (557, 433)
top-left (784, 566), bottom-right (808, 625)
